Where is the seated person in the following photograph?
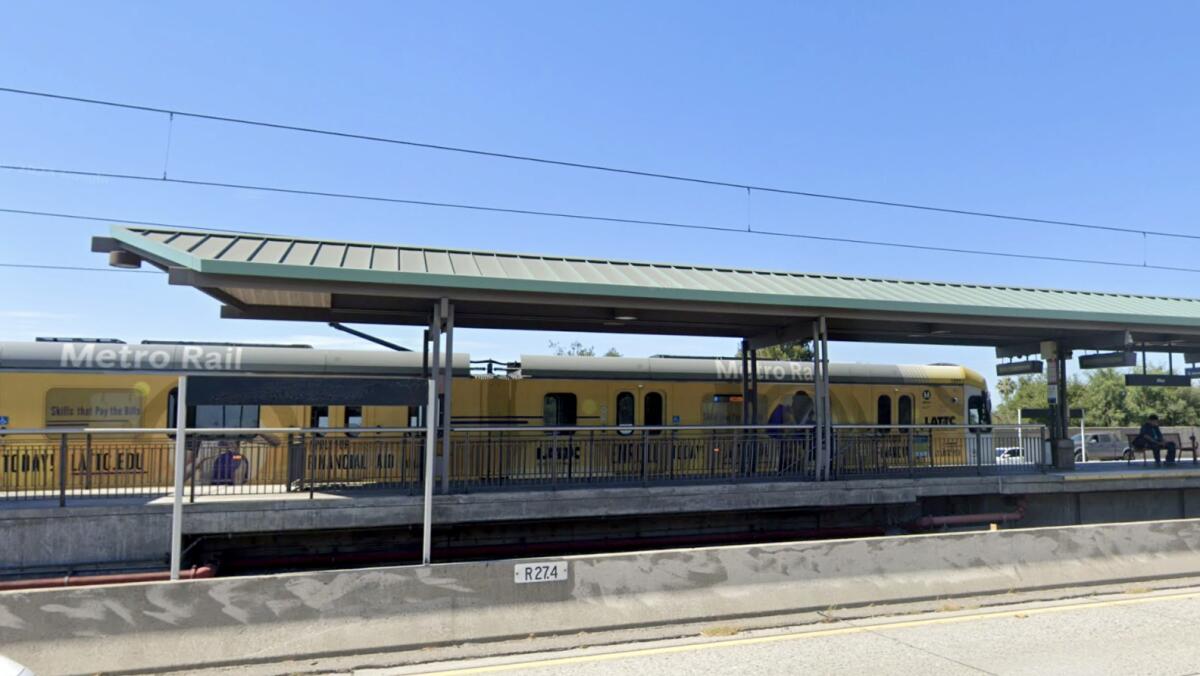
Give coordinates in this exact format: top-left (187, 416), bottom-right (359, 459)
top-left (1133, 414), bottom-right (1176, 466)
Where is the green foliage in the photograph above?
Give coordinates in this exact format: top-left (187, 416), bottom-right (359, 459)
top-left (993, 367), bottom-right (1200, 426)
top-left (737, 340), bottom-right (813, 361)
top-left (548, 340), bottom-right (622, 357)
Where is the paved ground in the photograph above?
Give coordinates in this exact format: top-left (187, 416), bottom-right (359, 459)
top-left (366, 587), bottom-right (1200, 675)
top-left (178, 580), bottom-right (1200, 676)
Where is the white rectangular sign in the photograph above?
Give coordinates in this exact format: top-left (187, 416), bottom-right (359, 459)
top-left (514, 561), bottom-right (569, 584)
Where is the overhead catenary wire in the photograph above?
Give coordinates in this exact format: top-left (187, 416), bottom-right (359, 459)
top-left (0, 85), bottom-right (1194, 243)
top-left (4, 183), bottom-right (1200, 276)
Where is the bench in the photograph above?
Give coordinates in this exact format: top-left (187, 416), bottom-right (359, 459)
top-left (1124, 432), bottom-right (1198, 465)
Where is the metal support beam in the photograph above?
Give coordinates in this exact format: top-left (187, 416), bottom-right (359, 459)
top-left (440, 298), bottom-right (453, 495)
top-left (1055, 348), bottom-right (1070, 440)
top-left (422, 375), bottom-right (437, 566)
top-left (820, 316), bottom-right (832, 480)
top-left (749, 348), bottom-right (759, 425)
top-left (740, 340), bottom-right (750, 426)
top-left (423, 302), bottom-right (442, 566)
top-left (328, 322), bottom-right (412, 352)
top-left (169, 375), bottom-right (188, 580)
top-left (812, 319), bottom-right (833, 481)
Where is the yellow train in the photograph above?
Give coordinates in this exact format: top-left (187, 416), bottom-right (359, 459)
top-left (0, 340), bottom-right (991, 490)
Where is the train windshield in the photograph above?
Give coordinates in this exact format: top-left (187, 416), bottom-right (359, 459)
top-left (967, 395), bottom-right (991, 425)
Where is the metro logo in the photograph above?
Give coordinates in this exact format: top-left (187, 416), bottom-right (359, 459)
top-left (59, 344), bottom-right (245, 371)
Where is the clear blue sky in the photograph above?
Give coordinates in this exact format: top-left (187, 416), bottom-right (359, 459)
top-left (2, 1), bottom-right (1199, 383)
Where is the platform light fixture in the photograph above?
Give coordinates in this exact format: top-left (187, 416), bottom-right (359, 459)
top-left (108, 250), bottom-right (142, 269)
top-left (996, 360), bottom-right (1043, 376)
top-left (1078, 351), bottom-right (1137, 369)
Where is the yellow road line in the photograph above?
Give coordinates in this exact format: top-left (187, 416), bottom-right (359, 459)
top-left (418, 588), bottom-right (1200, 674)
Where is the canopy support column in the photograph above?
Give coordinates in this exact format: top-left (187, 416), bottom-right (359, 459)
top-left (1044, 340), bottom-right (1074, 469)
top-left (440, 298), bottom-right (454, 495)
top-left (422, 302), bottom-right (442, 566)
top-left (812, 319), bottom-right (833, 481)
top-left (740, 340), bottom-right (750, 426)
top-left (749, 348), bottom-right (760, 425)
top-left (821, 316), bottom-right (831, 479)
top-left (169, 374), bottom-right (188, 580)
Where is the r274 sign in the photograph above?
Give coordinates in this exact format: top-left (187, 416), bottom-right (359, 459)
top-left (514, 561), bottom-right (569, 584)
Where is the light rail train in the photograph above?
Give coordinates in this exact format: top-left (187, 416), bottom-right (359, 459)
top-left (0, 339), bottom-right (992, 490)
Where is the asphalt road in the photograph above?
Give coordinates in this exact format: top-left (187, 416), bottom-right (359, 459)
top-left (379, 588), bottom-right (1200, 676)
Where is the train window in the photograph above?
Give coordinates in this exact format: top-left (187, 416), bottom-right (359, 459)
top-left (791, 392), bottom-right (814, 425)
top-left (898, 395), bottom-right (914, 426)
top-left (310, 406), bottom-right (330, 431)
top-left (876, 395), bottom-right (892, 427)
top-left (703, 394), bottom-right (742, 426)
top-left (616, 392), bottom-right (635, 434)
top-left (543, 393), bottom-right (577, 427)
top-left (968, 395), bottom-right (990, 426)
top-left (167, 389), bottom-right (258, 429)
top-left (346, 406), bottom-right (363, 437)
top-left (644, 392), bottom-right (664, 435)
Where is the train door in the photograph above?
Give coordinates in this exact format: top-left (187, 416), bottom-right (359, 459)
top-left (897, 393), bottom-right (914, 427)
top-left (638, 390), bottom-right (663, 475)
top-left (875, 393), bottom-right (893, 427)
top-left (616, 391), bottom-right (635, 434)
top-left (644, 391), bottom-right (664, 433)
top-left (965, 385), bottom-right (993, 464)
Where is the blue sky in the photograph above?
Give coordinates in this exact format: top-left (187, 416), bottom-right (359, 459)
top-left (1, 1), bottom-right (1198, 382)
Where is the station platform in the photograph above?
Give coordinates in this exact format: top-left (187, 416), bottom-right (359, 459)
top-left (7, 460), bottom-right (1200, 575)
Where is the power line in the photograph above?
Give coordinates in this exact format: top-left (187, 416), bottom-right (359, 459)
top-left (0, 206), bottom-right (273, 236)
top-left (3, 177), bottom-right (1200, 276)
top-left (0, 85), bottom-right (1192, 242)
top-left (0, 261), bottom-right (158, 274)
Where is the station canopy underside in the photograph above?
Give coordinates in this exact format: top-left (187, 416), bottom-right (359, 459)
top-left (94, 226), bottom-right (1200, 354)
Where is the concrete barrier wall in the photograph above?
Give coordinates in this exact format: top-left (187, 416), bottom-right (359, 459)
top-left (0, 503), bottom-right (168, 571)
top-left (4, 518), bottom-right (1200, 674)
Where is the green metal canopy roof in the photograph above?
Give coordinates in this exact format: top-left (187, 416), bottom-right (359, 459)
top-left (94, 226), bottom-right (1200, 352)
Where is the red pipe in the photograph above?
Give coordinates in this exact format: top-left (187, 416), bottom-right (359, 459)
top-left (0, 564), bottom-right (216, 591)
top-left (912, 500), bottom-right (1026, 530)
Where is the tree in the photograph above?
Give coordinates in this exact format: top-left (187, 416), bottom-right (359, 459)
top-left (1074, 369), bottom-right (1132, 426)
top-left (736, 340), bottom-right (813, 361)
top-left (993, 366), bottom-right (1200, 426)
top-left (547, 340), bottom-right (622, 357)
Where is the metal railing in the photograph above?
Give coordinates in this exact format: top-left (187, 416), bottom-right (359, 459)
top-left (0, 426), bottom-right (424, 503)
top-left (447, 423), bottom-right (1048, 489)
top-left (450, 425), bottom-right (819, 489)
top-left (828, 424), bottom-right (1047, 477)
top-left (0, 423), bottom-right (1049, 503)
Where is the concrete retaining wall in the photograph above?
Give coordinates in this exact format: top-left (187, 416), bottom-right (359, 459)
top-left (0, 503), bottom-right (168, 571)
top-left (4, 518), bottom-right (1200, 674)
